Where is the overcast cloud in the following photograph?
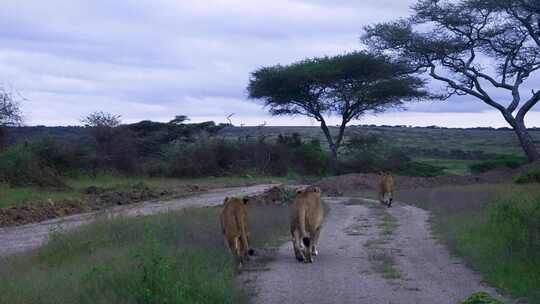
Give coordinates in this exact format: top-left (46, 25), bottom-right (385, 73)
top-left (1, 0), bottom-right (539, 127)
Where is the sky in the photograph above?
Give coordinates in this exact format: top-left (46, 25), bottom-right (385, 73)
top-left (1, 0), bottom-right (539, 128)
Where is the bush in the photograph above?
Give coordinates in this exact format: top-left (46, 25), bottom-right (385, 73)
top-left (514, 162), bottom-right (540, 184)
top-left (162, 135), bottom-right (331, 177)
top-left (340, 134), bottom-right (445, 176)
top-left (469, 155), bottom-right (526, 174)
top-left (460, 292), bottom-right (504, 304)
top-left (514, 170), bottom-right (540, 184)
top-left (0, 143), bottom-right (66, 187)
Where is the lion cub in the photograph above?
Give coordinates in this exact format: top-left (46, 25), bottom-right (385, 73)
top-left (221, 196), bottom-right (254, 269)
top-left (378, 172), bottom-right (395, 207)
top-left (290, 186), bottom-right (324, 263)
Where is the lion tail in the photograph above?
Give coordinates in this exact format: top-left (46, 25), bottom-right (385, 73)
top-left (299, 207), bottom-right (310, 247)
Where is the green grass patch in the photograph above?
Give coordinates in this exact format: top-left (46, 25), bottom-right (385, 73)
top-left (0, 203), bottom-right (289, 303)
top-left (468, 155), bottom-right (526, 174)
top-left (460, 291), bottom-right (505, 304)
top-left (514, 163), bottom-right (540, 184)
top-left (415, 157), bottom-right (478, 175)
top-left (0, 183), bottom-right (82, 208)
top-left (377, 212), bottom-right (399, 238)
top-left (368, 249), bottom-right (401, 280)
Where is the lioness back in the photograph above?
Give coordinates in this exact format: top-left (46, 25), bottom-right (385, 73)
top-left (221, 196), bottom-right (253, 268)
top-left (290, 186), bottom-right (324, 263)
top-left (378, 173), bottom-right (395, 207)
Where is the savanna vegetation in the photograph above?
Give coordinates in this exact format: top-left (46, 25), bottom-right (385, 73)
top-left (0, 204), bottom-right (290, 304)
top-left (1, 0), bottom-right (540, 302)
top-left (398, 184), bottom-right (540, 302)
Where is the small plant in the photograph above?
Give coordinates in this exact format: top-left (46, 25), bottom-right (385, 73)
top-left (514, 170), bottom-right (540, 184)
top-left (132, 226), bottom-right (174, 304)
top-left (460, 292), bottom-right (504, 304)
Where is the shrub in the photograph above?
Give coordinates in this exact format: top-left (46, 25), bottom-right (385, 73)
top-left (514, 162), bottom-right (540, 184)
top-left (0, 143), bottom-right (66, 187)
top-left (514, 170), bottom-right (540, 184)
top-left (162, 135), bottom-right (331, 177)
top-left (469, 155), bottom-right (526, 174)
top-left (460, 292), bottom-right (504, 304)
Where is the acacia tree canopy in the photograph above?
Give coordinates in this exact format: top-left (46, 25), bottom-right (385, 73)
top-left (0, 88), bottom-right (22, 127)
top-left (248, 52), bottom-right (429, 160)
top-left (363, 0), bottom-right (540, 161)
top-left (0, 88), bottom-right (23, 149)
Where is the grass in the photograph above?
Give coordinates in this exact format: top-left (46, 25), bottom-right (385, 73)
top-left (414, 157), bottom-right (478, 175)
top-left (220, 126), bottom-right (540, 157)
top-left (398, 184), bottom-right (540, 303)
top-left (368, 204), bottom-right (401, 280)
top-left (0, 173), bottom-right (289, 209)
top-left (368, 250), bottom-right (402, 280)
top-left (346, 198), bottom-right (401, 280)
top-left (0, 203), bottom-right (289, 304)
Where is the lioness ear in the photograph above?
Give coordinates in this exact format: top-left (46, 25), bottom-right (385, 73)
top-left (224, 197), bottom-right (229, 203)
top-left (313, 187), bottom-right (320, 193)
top-left (243, 197), bottom-right (249, 205)
top-left (296, 189), bottom-right (303, 194)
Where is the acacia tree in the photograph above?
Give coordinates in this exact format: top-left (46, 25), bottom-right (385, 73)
top-left (81, 111), bottom-right (122, 169)
top-left (0, 88), bottom-right (23, 148)
top-left (364, 0), bottom-right (540, 161)
top-left (248, 52), bottom-right (428, 162)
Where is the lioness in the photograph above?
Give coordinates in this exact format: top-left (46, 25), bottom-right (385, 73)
top-left (290, 186), bottom-right (324, 263)
top-left (378, 172), bottom-right (395, 207)
top-left (220, 196), bottom-right (254, 269)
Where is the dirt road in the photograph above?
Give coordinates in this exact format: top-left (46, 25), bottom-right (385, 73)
top-left (0, 184), bottom-right (278, 257)
top-left (245, 197), bottom-right (506, 304)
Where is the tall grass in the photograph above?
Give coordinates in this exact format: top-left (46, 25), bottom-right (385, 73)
top-left (453, 192), bottom-right (540, 302)
top-left (399, 185), bottom-right (540, 303)
top-left (0, 204), bottom-right (289, 303)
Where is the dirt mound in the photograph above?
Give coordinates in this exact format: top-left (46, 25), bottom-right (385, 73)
top-left (316, 170), bottom-right (513, 196)
top-left (0, 199), bottom-right (85, 227)
top-left (246, 185), bottom-right (296, 205)
top-left (0, 183), bottom-right (203, 227)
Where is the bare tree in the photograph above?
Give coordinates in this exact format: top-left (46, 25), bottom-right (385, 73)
top-left (0, 88), bottom-right (23, 148)
top-left (364, 0), bottom-right (540, 161)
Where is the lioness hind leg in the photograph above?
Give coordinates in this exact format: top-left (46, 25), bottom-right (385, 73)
top-left (387, 192), bottom-right (393, 207)
top-left (311, 227), bottom-right (321, 256)
top-left (232, 237), bottom-right (244, 268)
top-left (292, 229), bottom-right (305, 262)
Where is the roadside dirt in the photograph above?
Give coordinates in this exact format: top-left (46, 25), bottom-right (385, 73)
top-left (0, 184), bottom-right (278, 257)
top-left (0, 183), bottom-right (203, 227)
top-left (243, 197), bottom-right (507, 304)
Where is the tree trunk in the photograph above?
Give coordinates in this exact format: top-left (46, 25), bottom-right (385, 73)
top-left (319, 120), bottom-right (340, 172)
top-left (501, 110), bottom-right (539, 162)
top-left (0, 127), bottom-right (6, 150)
top-left (514, 118), bottom-right (540, 162)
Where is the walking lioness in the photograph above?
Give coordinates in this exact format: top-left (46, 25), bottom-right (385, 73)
top-left (221, 196), bottom-right (254, 269)
top-left (290, 186), bottom-right (324, 263)
top-left (378, 172), bottom-right (395, 207)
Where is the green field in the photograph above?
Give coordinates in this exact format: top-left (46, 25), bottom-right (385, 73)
top-left (0, 204), bottom-right (289, 304)
top-left (219, 125), bottom-right (540, 157)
